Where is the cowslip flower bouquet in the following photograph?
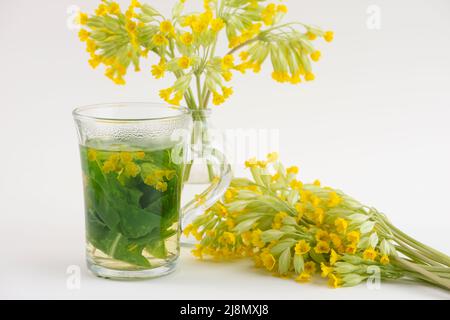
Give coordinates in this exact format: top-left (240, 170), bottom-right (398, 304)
top-left (76, 0), bottom-right (332, 108)
top-left (185, 154), bottom-right (450, 290)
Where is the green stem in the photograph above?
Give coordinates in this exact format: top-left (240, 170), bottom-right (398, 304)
top-left (108, 233), bottom-right (122, 258)
top-left (226, 37), bottom-right (259, 56)
top-left (422, 265), bottom-right (450, 273)
top-left (387, 220), bottom-right (450, 266)
top-left (392, 226), bottom-right (450, 267)
top-left (196, 74), bottom-right (203, 109)
top-left (395, 242), bottom-right (443, 267)
top-left (393, 256), bottom-right (450, 290)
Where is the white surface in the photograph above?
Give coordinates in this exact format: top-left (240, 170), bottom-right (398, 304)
top-left (1, 0), bottom-right (450, 299)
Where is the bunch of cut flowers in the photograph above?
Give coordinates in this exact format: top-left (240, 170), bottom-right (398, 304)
top-left (185, 153), bottom-right (450, 290)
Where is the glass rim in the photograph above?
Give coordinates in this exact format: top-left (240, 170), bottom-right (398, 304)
top-left (72, 102), bottom-right (191, 122)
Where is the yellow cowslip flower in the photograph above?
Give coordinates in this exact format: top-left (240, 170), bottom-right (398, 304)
top-left (320, 263), bottom-right (333, 278)
top-left (179, 32), bottom-right (194, 46)
top-left (206, 229), bottom-right (216, 238)
top-left (120, 152), bottom-right (133, 163)
top-left (95, 4), bottom-right (107, 16)
top-left (304, 261), bottom-right (317, 274)
top-left (334, 217), bottom-right (348, 234)
top-left (251, 229), bottom-right (265, 248)
top-left (221, 71), bottom-right (233, 82)
top-left (134, 151), bottom-right (145, 160)
top-left (222, 86), bottom-right (233, 99)
top-left (272, 211), bottom-right (287, 229)
top-left (241, 231), bottom-right (252, 246)
top-left (159, 87), bottom-right (173, 101)
top-left (346, 231), bottom-right (360, 244)
top-left (213, 203), bottom-right (228, 217)
top-left (234, 61), bottom-right (252, 74)
top-left (295, 271), bottom-right (311, 283)
top-left (107, 2), bottom-right (121, 15)
top-left (380, 255), bottom-right (390, 265)
top-left (164, 170), bottom-right (176, 180)
top-left (102, 160), bottom-right (116, 174)
top-left (221, 55), bottom-right (235, 70)
top-left (192, 16), bottom-right (208, 33)
top-left (224, 189), bottom-right (236, 201)
top-left (192, 244), bottom-right (204, 259)
top-left (85, 39), bottom-right (97, 54)
top-left (113, 76), bottom-right (125, 85)
top-left (290, 73), bottom-right (302, 84)
top-left (181, 14), bottom-right (195, 27)
top-left (313, 179), bottom-right (321, 186)
top-left (212, 92), bottom-right (225, 106)
top-left (225, 218), bottom-right (235, 230)
top-left (271, 173), bottom-right (280, 183)
top-left (156, 181), bottom-right (168, 192)
top-left (131, 0), bottom-right (141, 8)
top-left (144, 174), bottom-right (156, 186)
top-left (315, 230), bottom-right (330, 242)
top-left (272, 71), bottom-right (290, 83)
top-left (78, 29), bottom-right (89, 42)
top-left (328, 191), bottom-right (342, 207)
top-left (228, 36), bottom-right (242, 49)
top-left (253, 254), bottom-right (263, 268)
top-left (291, 180), bottom-right (303, 191)
top-left (261, 252), bottom-right (276, 271)
top-left (345, 244), bottom-right (357, 255)
top-left (330, 249), bottom-right (341, 265)
top-left (363, 247), bottom-right (378, 261)
top-left (277, 4), bottom-right (288, 13)
top-left (328, 274), bottom-right (341, 288)
top-left (88, 55), bottom-right (102, 69)
top-left (314, 241), bottom-right (330, 254)
top-left (160, 20), bottom-right (174, 35)
top-left (295, 203), bottom-right (304, 221)
top-left (169, 91), bottom-right (183, 106)
top-left (337, 245), bottom-right (346, 255)
top-left (305, 72), bottom-right (315, 82)
top-left (295, 240), bottom-right (311, 255)
top-left (76, 12), bottom-right (88, 25)
top-left (220, 232), bottom-right (236, 245)
top-left (152, 33), bottom-right (169, 46)
top-left (252, 63), bottom-right (262, 73)
top-left (266, 152), bottom-right (279, 163)
top-left (239, 51), bottom-right (250, 61)
top-left (124, 162), bottom-right (140, 177)
top-left (191, 227), bottom-right (203, 241)
top-left (261, 3), bottom-right (276, 26)
top-left (324, 31), bottom-right (334, 42)
top-left (286, 166), bottom-right (299, 175)
top-left (211, 18), bottom-right (225, 32)
top-left (311, 50), bottom-right (321, 62)
top-left (314, 207), bottom-right (325, 225)
top-left (178, 56), bottom-right (191, 69)
top-left (183, 224), bottom-right (194, 237)
top-left (307, 31), bottom-right (317, 41)
top-left (329, 233), bottom-right (342, 248)
top-left (87, 149), bottom-right (97, 161)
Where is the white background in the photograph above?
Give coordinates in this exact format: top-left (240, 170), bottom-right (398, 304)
top-left (1, 0), bottom-right (449, 299)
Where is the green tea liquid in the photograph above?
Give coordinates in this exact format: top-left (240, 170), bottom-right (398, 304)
top-left (80, 140), bottom-right (183, 271)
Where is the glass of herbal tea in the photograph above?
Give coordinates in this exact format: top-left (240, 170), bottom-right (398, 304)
top-left (73, 103), bottom-right (231, 279)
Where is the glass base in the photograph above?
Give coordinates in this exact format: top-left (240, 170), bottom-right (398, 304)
top-left (87, 257), bottom-right (178, 280)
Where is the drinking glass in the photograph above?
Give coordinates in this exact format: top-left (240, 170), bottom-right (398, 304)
top-left (73, 103), bottom-right (231, 279)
